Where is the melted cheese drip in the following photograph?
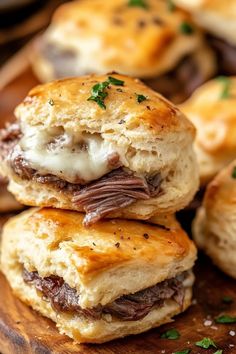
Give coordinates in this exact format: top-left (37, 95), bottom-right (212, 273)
top-left (19, 126), bottom-right (117, 183)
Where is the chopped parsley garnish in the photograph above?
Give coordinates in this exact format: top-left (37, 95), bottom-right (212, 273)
top-left (195, 337), bottom-right (217, 349)
top-left (232, 166), bottom-right (236, 179)
top-left (222, 296), bottom-right (233, 304)
top-left (135, 93), bottom-right (148, 103)
top-left (215, 314), bottom-right (236, 324)
top-left (167, 0), bottom-right (176, 12)
top-left (87, 81), bottom-right (109, 109)
top-left (214, 350), bottom-right (223, 354)
top-left (108, 76), bottom-right (124, 86)
top-left (128, 0), bottom-right (148, 9)
top-left (180, 22), bottom-right (194, 35)
top-left (87, 77), bottom-right (124, 109)
top-left (161, 328), bottom-right (180, 340)
top-left (174, 350), bottom-right (191, 354)
top-left (48, 99), bottom-right (54, 106)
top-left (217, 76), bottom-right (231, 99)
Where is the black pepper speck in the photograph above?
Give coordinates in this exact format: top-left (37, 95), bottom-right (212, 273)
top-left (153, 17), bottom-right (164, 26)
top-left (138, 20), bottom-right (146, 28)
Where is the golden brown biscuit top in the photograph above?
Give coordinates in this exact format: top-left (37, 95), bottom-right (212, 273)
top-left (180, 77), bottom-right (236, 153)
top-left (43, 0), bottom-right (202, 77)
top-left (204, 160), bottom-right (236, 212)
top-left (14, 208), bottom-right (195, 279)
top-left (15, 74), bottom-right (195, 138)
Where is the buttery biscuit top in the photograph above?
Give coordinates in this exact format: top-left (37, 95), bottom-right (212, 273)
top-left (41, 0), bottom-right (202, 77)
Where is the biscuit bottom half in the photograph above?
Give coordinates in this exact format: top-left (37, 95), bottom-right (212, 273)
top-left (1, 208), bottom-right (196, 343)
top-left (3, 263), bottom-right (194, 343)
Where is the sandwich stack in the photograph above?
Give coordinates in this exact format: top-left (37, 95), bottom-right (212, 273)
top-left (0, 73), bottom-right (199, 343)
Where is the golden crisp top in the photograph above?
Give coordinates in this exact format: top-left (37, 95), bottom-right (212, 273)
top-left (42, 0), bottom-right (202, 77)
top-left (10, 208), bottom-right (196, 280)
top-left (180, 77), bottom-right (236, 154)
top-left (204, 160), bottom-right (236, 212)
top-left (15, 74), bottom-right (195, 138)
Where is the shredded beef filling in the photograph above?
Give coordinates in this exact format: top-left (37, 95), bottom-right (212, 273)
top-left (23, 268), bottom-right (185, 321)
top-left (208, 35), bottom-right (236, 75)
top-left (72, 168), bottom-right (162, 226)
top-left (0, 124), bottom-right (163, 225)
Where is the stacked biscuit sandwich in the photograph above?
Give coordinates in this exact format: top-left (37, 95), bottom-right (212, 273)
top-left (0, 73), bottom-right (199, 343)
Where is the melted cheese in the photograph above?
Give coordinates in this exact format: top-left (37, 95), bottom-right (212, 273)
top-left (19, 126), bottom-right (117, 183)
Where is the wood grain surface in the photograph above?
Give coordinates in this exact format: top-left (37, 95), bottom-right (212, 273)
top-left (0, 58), bottom-right (236, 354)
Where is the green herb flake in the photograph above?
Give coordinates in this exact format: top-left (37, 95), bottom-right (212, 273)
top-left (180, 22), bottom-right (194, 35)
top-left (87, 76), bottom-right (125, 109)
top-left (217, 76), bottom-right (231, 99)
top-left (48, 99), bottom-right (54, 106)
top-left (214, 350), bottom-right (223, 354)
top-left (108, 76), bottom-right (124, 86)
top-left (174, 349), bottom-right (191, 354)
top-left (87, 81), bottom-right (110, 110)
top-left (128, 0), bottom-right (148, 9)
top-left (195, 337), bottom-right (217, 349)
top-left (161, 328), bottom-right (180, 340)
top-left (135, 93), bottom-right (148, 103)
top-left (222, 296), bottom-right (234, 304)
top-left (215, 314), bottom-right (236, 324)
top-left (232, 167), bottom-right (236, 179)
top-left (167, 0), bottom-right (176, 12)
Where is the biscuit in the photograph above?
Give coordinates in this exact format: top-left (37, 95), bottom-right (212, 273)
top-left (31, 0), bottom-right (216, 102)
top-left (1, 208), bottom-right (197, 343)
top-left (174, 0), bottom-right (236, 46)
top-left (180, 77), bottom-right (236, 185)
top-left (193, 160), bottom-right (236, 278)
top-left (174, 0), bottom-right (236, 74)
top-left (0, 75), bottom-right (199, 225)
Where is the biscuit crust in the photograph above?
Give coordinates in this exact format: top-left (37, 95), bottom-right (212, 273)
top-left (1, 208), bottom-right (197, 308)
top-left (193, 160), bottom-right (236, 278)
top-left (32, 0), bottom-right (205, 81)
top-left (180, 77), bottom-right (236, 184)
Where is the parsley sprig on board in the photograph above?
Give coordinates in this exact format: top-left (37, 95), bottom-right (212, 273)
top-left (195, 337), bottom-right (217, 349)
top-left (215, 314), bottom-right (236, 324)
top-left (161, 328), bottom-right (180, 340)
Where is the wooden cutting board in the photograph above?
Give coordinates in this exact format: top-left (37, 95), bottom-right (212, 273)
top-left (0, 54), bottom-right (236, 354)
